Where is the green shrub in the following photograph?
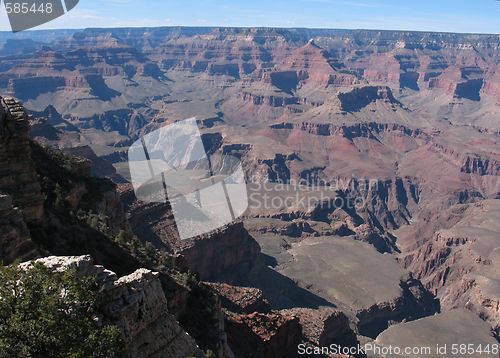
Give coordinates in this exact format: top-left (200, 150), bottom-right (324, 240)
top-left (205, 350), bottom-right (217, 358)
top-left (0, 263), bottom-right (124, 358)
top-left (114, 230), bottom-right (128, 245)
top-left (53, 183), bottom-right (65, 209)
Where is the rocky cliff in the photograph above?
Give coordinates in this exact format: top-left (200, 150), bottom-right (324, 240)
top-left (0, 194), bottom-right (39, 264)
top-left (0, 96), bottom-right (46, 264)
top-left (27, 255), bottom-right (205, 358)
top-left (0, 96), bottom-right (44, 223)
top-left (173, 222), bottom-right (262, 284)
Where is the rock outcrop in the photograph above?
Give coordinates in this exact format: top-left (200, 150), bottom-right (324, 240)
top-left (225, 311), bottom-right (301, 358)
top-left (239, 91), bottom-right (299, 107)
top-left (483, 67), bottom-right (500, 104)
top-left (0, 194), bottom-right (39, 264)
top-left (355, 275), bottom-right (440, 338)
top-left (0, 96), bottom-right (44, 222)
top-left (338, 86), bottom-right (403, 112)
top-left (282, 307), bottom-right (359, 351)
top-left (270, 122), bottom-right (427, 140)
top-left (205, 282), bottom-right (270, 314)
top-left (275, 40), bottom-right (357, 89)
top-left (461, 155), bottom-right (500, 176)
top-left (28, 255), bottom-right (205, 358)
top-left (0, 96), bottom-right (135, 274)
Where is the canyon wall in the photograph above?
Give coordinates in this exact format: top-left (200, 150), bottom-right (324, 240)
top-left (0, 96), bottom-right (44, 222)
top-left (175, 222), bottom-right (262, 283)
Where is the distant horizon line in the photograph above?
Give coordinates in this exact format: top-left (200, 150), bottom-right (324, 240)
top-left (0, 25), bottom-right (499, 37)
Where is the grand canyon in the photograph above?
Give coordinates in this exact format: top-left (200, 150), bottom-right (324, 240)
top-left (0, 26), bottom-right (499, 357)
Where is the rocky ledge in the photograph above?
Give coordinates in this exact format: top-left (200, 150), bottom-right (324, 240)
top-left (205, 282), bottom-right (270, 314)
top-left (25, 255), bottom-right (205, 358)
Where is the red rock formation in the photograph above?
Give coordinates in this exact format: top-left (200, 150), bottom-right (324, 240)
top-left (205, 282), bottom-right (270, 313)
top-left (403, 200), bottom-right (500, 337)
top-left (225, 311), bottom-right (301, 358)
top-left (271, 121), bottom-right (426, 140)
top-left (483, 66), bottom-right (500, 104)
top-left (362, 52), bottom-right (401, 85)
top-left (430, 142), bottom-right (500, 176)
top-left (271, 40), bottom-right (357, 89)
top-left (338, 86), bottom-right (403, 112)
top-left (239, 91), bottom-right (299, 107)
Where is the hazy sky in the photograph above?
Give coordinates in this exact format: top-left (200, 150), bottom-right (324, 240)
top-left (0, 0), bottom-right (499, 34)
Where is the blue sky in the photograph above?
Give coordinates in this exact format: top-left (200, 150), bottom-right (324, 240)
top-left (0, 0), bottom-right (499, 33)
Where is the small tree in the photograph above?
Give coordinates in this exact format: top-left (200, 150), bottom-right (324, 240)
top-left (114, 229), bottom-right (128, 245)
top-left (0, 263), bottom-right (124, 358)
top-left (143, 242), bottom-right (158, 262)
top-left (53, 183), bottom-right (65, 209)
